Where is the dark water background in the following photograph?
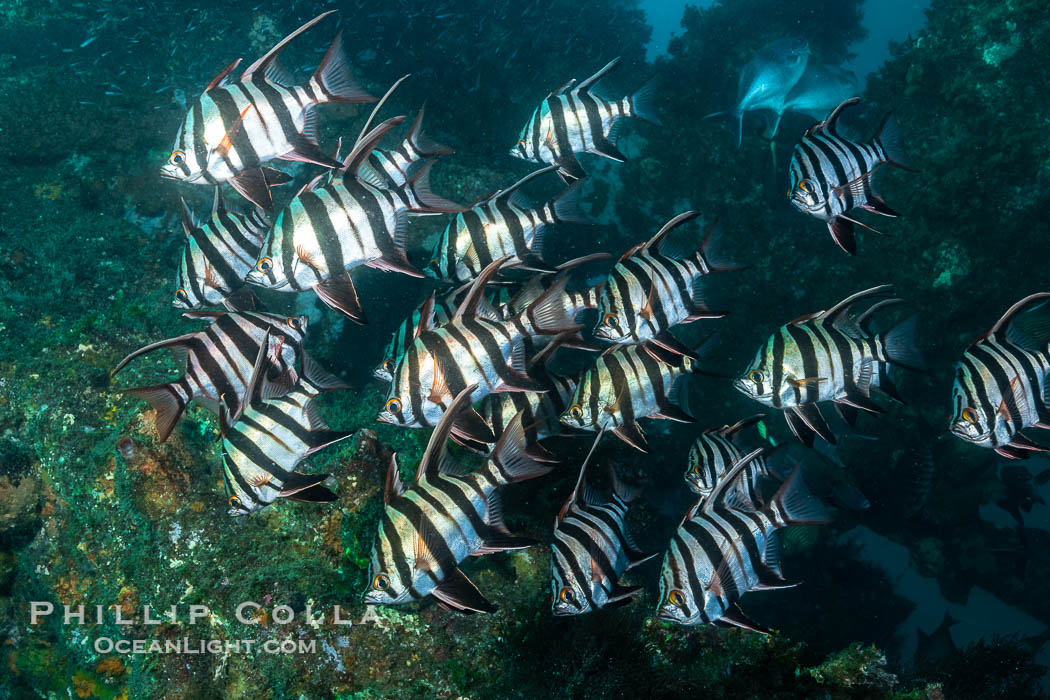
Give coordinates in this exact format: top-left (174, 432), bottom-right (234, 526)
top-left (0, 0), bottom-right (1048, 697)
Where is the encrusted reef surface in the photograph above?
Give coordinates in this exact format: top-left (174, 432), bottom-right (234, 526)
top-left (0, 0), bottom-right (1048, 697)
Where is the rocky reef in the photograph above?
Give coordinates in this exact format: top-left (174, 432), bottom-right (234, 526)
top-left (0, 0), bottom-right (1048, 697)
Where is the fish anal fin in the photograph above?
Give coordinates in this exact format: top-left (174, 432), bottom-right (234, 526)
top-left (431, 568), bottom-right (497, 614)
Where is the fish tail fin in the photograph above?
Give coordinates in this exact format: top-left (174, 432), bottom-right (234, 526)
top-left (406, 105), bottom-right (454, 158)
top-left (549, 179), bottom-right (589, 225)
top-left (874, 112), bottom-right (916, 171)
top-left (123, 383), bottom-right (187, 443)
top-left (403, 160), bottom-right (465, 213)
top-left (486, 411), bottom-right (553, 486)
top-left (309, 31), bottom-right (374, 104)
top-left (626, 78), bottom-right (660, 125)
top-left (882, 314), bottom-right (925, 371)
top-left (770, 467), bottom-right (832, 526)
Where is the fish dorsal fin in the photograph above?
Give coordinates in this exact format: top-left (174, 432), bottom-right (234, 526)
top-left (558, 428), bottom-right (604, 523)
top-left (813, 96), bottom-right (861, 136)
top-left (356, 73), bottom-right (411, 146)
top-left (492, 165), bottom-right (558, 203)
top-left (240, 10), bottom-right (336, 82)
top-left (819, 285), bottom-right (894, 328)
top-left (576, 57), bottom-right (621, 93)
top-left (787, 311), bottom-right (823, 326)
top-left (341, 116), bottom-right (407, 176)
top-left (644, 210), bottom-right (700, 255)
top-left (556, 252), bottom-right (612, 271)
top-left (178, 197), bottom-right (199, 236)
top-left (702, 447), bottom-right (764, 515)
top-left (989, 292), bottom-right (1050, 341)
top-left (723, 414), bottom-right (764, 441)
top-left (415, 294), bottom-right (437, 339)
top-left (417, 385), bottom-right (478, 485)
top-left (234, 329), bottom-right (271, 423)
top-left (385, 453), bottom-right (405, 505)
top-left (453, 257), bottom-right (512, 320)
top-left (205, 57), bottom-right (243, 91)
top-left (550, 78), bottom-right (576, 97)
top-left (211, 187), bottom-right (225, 217)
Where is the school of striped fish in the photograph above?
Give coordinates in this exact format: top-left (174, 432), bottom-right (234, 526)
top-left (110, 13), bottom-right (1050, 628)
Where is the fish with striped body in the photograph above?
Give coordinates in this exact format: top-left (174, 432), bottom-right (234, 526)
top-left (734, 286), bottom-right (923, 447)
top-left (373, 289), bottom-right (460, 382)
top-left (552, 434), bottom-right (655, 615)
top-left (112, 311), bottom-right (308, 442)
top-left (594, 211), bottom-right (731, 360)
top-left (160, 11), bottom-right (376, 210)
top-left (476, 374), bottom-right (577, 461)
top-left (220, 338), bottom-right (351, 516)
top-left (364, 387), bottom-right (551, 614)
top-left (950, 293), bottom-right (1050, 459)
top-left (686, 416), bottom-right (774, 509)
top-left (426, 166), bottom-right (586, 283)
top-left (560, 343), bottom-right (697, 452)
top-left (511, 57), bottom-right (659, 183)
top-left (173, 188), bottom-right (268, 311)
top-left (378, 258), bottom-right (580, 444)
top-left (704, 38), bottom-right (810, 147)
top-left (657, 451), bottom-right (830, 630)
top-left (788, 97), bottom-right (913, 254)
top-left (245, 120), bottom-right (463, 324)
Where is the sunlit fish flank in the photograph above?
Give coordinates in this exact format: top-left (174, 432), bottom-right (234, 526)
top-left (173, 188), bottom-right (268, 311)
top-left (476, 374), bottom-right (577, 461)
top-left (364, 388), bottom-right (551, 614)
top-left (112, 311), bottom-right (308, 441)
top-left (705, 38), bottom-right (810, 147)
top-left (594, 211), bottom-right (733, 360)
top-left (950, 293), bottom-right (1050, 459)
top-left (511, 57), bottom-right (659, 183)
top-left (560, 343), bottom-right (698, 452)
top-left (735, 286), bottom-right (923, 447)
top-left (220, 339), bottom-right (351, 516)
top-left (788, 97), bottom-right (914, 254)
top-left (427, 166), bottom-right (587, 283)
top-left (552, 434), bottom-right (655, 615)
top-left (657, 453), bottom-right (830, 630)
top-left (160, 11), bottom-right (375, 210)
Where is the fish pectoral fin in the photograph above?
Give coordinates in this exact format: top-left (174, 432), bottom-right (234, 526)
top-left (315, 273), bottom-right (367, 325)
top-left (414, 523), bottom-right (439, 573)
top-left (431, 568), bottom-right (498, 614)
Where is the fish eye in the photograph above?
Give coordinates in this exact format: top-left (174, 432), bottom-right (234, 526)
top-left (569, 405), bottom-right (583, 419)
top-left (228, 496), bottom-right (242, 509)
top-left (372, 573), bottom-right (390, 591)
top-left (799, 179), bottom-right (814, 194)
top-left (385, 398), bottom-right (402, 413)
top-left (518, 140), bottom-right (525, 147)
top-left (287, 316), bottom-right (301, 331)
top-left (961, 407), bottom-right (979, 424)
top-left (748, 370), bottom-right (764, 384)
top-left (257, 257), bottom-right (273, 273)
top-left (381, 360), bottom-right (393, 372)
top-left (559, 587), bottom-right (576, 604)
top-left (175, 288), bottom-right (188, 302)
top-left (602, 313), bottom-right (617, 327)
top-left (169, 150), bottom-right (185, 165)
top-left (668, 589), bottom-right (685, 607)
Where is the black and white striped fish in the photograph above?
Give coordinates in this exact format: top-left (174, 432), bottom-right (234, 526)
top-left (595, 211), bottom-right (731, 359)
top-left (476, 374), bottom-right (577, 461)
top-left (364, 387), bottom-right (551, 614)
top-left (377, 259), bottom-right (580, 444)
top-left (160, 12), bottom-right (375, 210)
top-left (173, 188), bottom-right (268, 311)
top-left (560, 344), bottom-right (697, 452)
top-left (950, 293), bottom-right (1050, 459)
top-left (552, 435), bottom-right (655, 615)
top-left (112, 311), bottom-right (307, 442)
top-left (734, 286), bottom-right (922, 447)
top-left (220, 340), bottom-right (351, 515)
top-left (373, 290), bottom-right (460, 383)
top-left (245, 124), bottom-right (462, 324)
top-left (426, 167), bottom-right (586, 283)
top-left (511, 58), bottom-right (659, 183)
top-left (686, 416), bottom-right (773, 509)
top-left (657, 453), bottom-right (829, 629)
top-left (787, 97), bottom-right (913, 254)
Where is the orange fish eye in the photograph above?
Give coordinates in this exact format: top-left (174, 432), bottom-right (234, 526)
top-left (228, 496), bottom-right (242, 509)
top-left (799, 179), bottom-right (814, 194)
top-left (603, 313), bottom-right (617, 326)
top-left (256, 257), bottom-right (273, 273)
top-left (175, 288), bottom-right (188, 302)
top-left (668, 589), bottom-right (685, 607)
top-left (287, 316), bottom-right (301, 331)
top-left (749, 370), bottom-right (764, 384)
top-left (381, 360), bottom-right (393, 372)
top-left (961, 407), bottom-right (978, 424)
top-left (559, 587), bottom-right (576, 604)
top-left (386, 398), bottom-right (402, 413)
top-left (372, 573), bottom-right (390, 591)
top-left (169, 150), bottom-right (185, 165)
top-left (569, 405), bottom-right (583, 419)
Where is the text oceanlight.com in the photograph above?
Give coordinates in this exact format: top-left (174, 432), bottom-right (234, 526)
top-left (94, 637), bottom-right (319, 655)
